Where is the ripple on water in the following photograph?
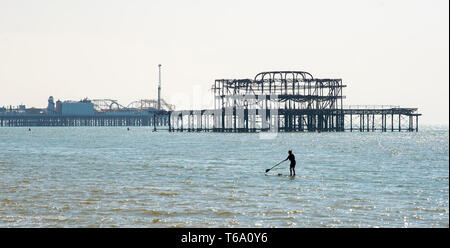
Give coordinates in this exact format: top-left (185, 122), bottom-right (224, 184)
top-left (0, 127), bottom-right (448, 227)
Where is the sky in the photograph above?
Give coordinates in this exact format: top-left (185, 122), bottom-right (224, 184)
top-left (0, 0), bottom-right (448, 124)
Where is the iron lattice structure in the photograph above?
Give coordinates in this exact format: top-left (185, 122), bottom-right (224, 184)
top-left (168, 70), bottom-right (420, 132)
top-left (211, 71), bottom-right (346, 131)
top-left (90, 99), bottom-right (126, 112)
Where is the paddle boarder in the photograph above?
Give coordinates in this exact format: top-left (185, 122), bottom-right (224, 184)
top-left (283, 150), bottom-right (296, 176)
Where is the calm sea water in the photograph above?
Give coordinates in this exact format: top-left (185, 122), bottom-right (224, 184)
top-left (0, 126), bottom-right (448, 227)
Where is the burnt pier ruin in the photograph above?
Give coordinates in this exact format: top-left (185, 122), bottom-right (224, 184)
top-left (169, 71), bottom-right (421, 132)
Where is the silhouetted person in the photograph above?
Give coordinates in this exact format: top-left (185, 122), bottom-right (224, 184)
top-left (283, 150), bottom-right (296, 176)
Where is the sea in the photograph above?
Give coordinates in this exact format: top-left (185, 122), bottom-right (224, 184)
top-left (0, 125), bottom-right (448, 228)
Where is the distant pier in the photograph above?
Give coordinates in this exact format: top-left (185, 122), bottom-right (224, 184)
top-left (168, 106), bottom-right (420, 132)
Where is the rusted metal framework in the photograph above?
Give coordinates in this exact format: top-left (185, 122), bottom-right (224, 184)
top-left (214, 71), bottom-right (345, 131)
top-left (168, 71), bottom-right (420, 132)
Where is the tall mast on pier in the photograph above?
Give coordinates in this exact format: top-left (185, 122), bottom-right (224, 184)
top-left (158, 64), bottom-right (161, 110)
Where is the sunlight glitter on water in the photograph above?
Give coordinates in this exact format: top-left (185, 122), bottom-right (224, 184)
top-left (0, 126), bottom-right (448, 227)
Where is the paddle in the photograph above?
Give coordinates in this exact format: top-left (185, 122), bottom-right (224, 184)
top-left (265, 160), bottom-right (285, 173)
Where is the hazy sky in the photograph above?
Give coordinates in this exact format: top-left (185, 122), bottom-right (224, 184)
top-left (0, 0), bottom-right (448, 124)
